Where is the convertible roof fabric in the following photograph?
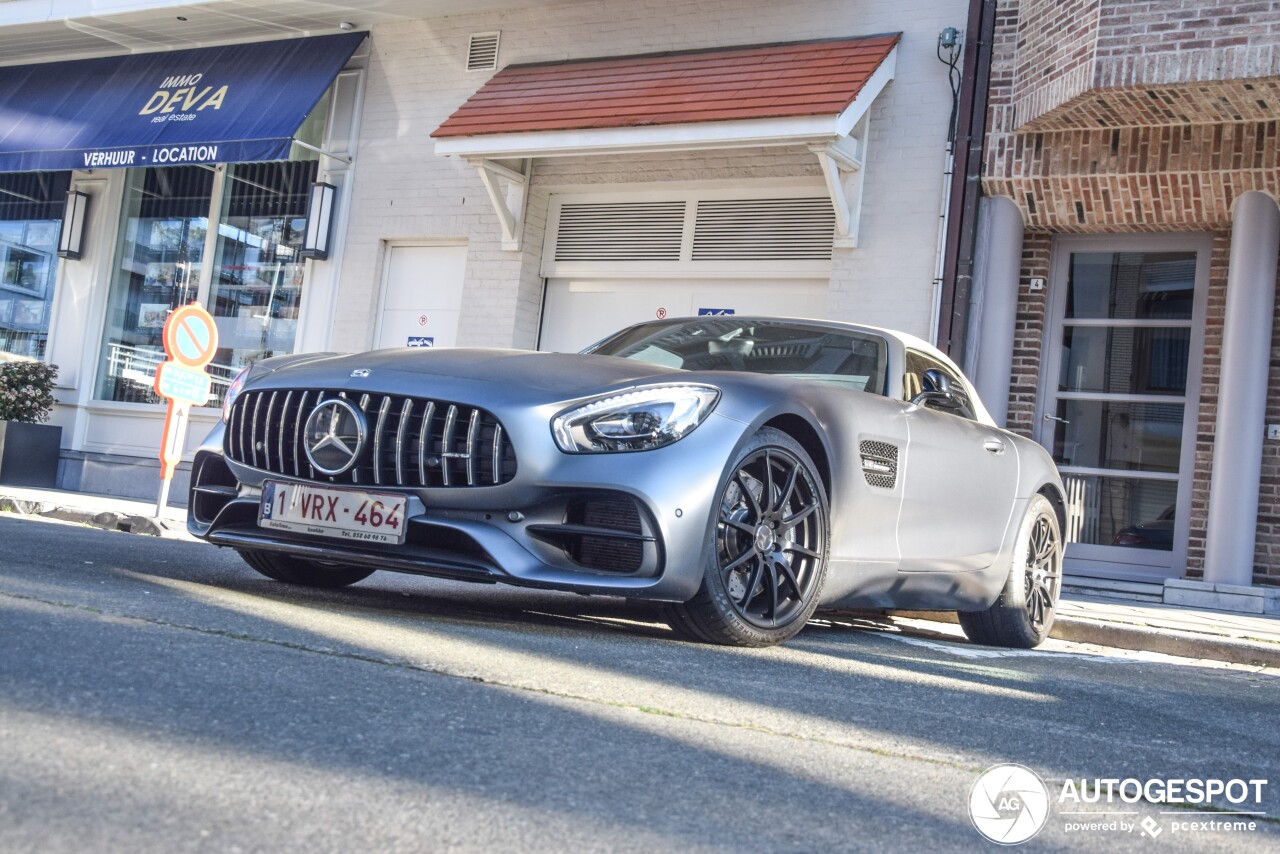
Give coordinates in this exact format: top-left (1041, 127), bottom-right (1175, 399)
top-left (0, 31), bottom-right (365, 173)
top-left (432, 34), bottom-right (900, 138)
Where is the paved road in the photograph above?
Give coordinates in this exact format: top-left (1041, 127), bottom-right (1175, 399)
top-left (1, 514), bottom-right (1277, 853)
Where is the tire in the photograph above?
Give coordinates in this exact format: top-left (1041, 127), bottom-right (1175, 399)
top-left (663, 428), bottom-right (830, 647)
top-left (237, 549), bottom-right (376, 589)
top-left (958, 494), bottom-right (1063, 648)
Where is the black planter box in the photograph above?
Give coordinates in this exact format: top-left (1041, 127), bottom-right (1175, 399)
top-left (0, 421), bottom-right (62, 488)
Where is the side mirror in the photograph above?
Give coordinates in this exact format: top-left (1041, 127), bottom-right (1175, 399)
top-left (910, 368), bottom-right (957, 408)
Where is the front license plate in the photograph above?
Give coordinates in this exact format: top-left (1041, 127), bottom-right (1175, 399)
top-left (259, 481), bottom-right (408, 545)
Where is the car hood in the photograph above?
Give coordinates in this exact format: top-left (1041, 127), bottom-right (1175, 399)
top-left (255, 348), bottom-right (688, 403)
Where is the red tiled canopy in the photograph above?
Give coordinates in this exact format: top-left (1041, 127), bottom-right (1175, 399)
top-left (433, 34), bottom-right (901, 139)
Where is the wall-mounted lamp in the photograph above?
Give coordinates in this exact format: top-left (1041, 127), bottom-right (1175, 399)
top-left (57, 190), bottom-right (89, 259)
top-left (300, 182), bottom-right (336, 260)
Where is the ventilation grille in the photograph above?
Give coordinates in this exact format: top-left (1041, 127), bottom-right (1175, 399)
top-left (859, 440), bottom-right (899, 490)
top-left (553, 201), bottom-right (686, 262)
top-left (226, 389), bottom-right (516, 488)
top-left (692, 198), bottom-right (835, 260)
top-left (552, 196), bottom-right (836, 264)
top-left (467, 32), bottom-right (500, 72)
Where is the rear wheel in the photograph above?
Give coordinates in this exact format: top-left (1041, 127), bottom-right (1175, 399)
top-left (663, 428), bottom-right (830, 647)
top-left (237, 549), bottom-right (375, 589)
top-left (958, 494), bottom-right (1062, 648)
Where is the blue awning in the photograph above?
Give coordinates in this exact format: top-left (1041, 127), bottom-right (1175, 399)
top-left (0, 32), bottom-right (365, 173)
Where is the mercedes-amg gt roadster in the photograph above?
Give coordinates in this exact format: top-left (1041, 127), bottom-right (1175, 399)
top-left (189, 316), bottom-right (1066, 648)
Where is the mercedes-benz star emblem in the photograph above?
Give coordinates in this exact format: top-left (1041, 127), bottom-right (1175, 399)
top-left (350, 369), bottom-right (371, 378)
top-left (303, 398), bottom-right (367, 476)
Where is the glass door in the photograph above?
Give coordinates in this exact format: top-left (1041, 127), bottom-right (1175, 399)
top-left (1039, 237), bottom-right (1208, 581)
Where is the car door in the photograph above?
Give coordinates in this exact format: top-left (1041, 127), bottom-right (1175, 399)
top-left (896, 351), bottom-right (1020, 573)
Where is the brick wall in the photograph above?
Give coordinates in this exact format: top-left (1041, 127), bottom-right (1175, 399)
top-left (1010, 0), bottom-right (1099, 127)
top-left (1010, 0), bottom-right (1280, 130)
top-left (1185, 233), bottom-right (1231, 581)
top-left (1005, 234), bottom-right (1052, 440)
top-left (1094, 0), bottom-right (1280, 86)
top-left (331, 0), bottom-right (968, 354)
top-left (984, 121), bottom-right (1280, 231)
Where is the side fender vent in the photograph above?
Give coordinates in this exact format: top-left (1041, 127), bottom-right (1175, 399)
top-left (859, 440), bottom-right (898, 489)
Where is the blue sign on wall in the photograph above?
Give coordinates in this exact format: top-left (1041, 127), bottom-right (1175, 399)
top-left (698, 308), bottom-right (736, 316)
top-left (406, 337), bottom-right (435, 348)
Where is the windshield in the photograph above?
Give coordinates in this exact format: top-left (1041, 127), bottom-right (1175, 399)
top-left (588, 318), bottom-right (889, 395)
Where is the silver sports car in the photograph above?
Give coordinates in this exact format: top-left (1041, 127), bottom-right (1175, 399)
top-left (189, 316), bottom-right (1066, 648)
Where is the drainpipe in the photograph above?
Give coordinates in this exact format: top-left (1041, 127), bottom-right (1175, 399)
top-left (936, 0), bottom-right (997, 359)
top-left (930, 28), bottom-right (962, 342)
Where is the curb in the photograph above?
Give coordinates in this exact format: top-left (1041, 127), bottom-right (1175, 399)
top-left (891, 609), bottom-right (1280, 668)
top-left (0, 495), bottom-right (176, 538)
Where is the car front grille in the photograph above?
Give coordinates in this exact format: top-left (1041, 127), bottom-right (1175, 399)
top-left (226, 388), bottom-right (517, 488)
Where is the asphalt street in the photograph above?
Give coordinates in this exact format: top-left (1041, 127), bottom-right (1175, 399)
top-left (1, 514), bottom-right (1278, 853)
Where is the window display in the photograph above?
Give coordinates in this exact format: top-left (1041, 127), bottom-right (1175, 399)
top-left (95, 166), bottom-right (212, 403)
top-left (95, 159), bottom-right (317, 405)
top-left (208, 160), bottom-right (315, 392)
top-left (0, 172), bottom-right (69, 360)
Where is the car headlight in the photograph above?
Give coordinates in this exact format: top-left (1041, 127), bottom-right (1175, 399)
top-left (552, 385), bottom-right (720, 453)
top-left (221, 366), bottom-right (252, 422)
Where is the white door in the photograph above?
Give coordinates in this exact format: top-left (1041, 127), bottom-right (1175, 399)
top-left (374, 244), bottom-right (467, 350)
top-left (539, 277), bottom-right (828, 353)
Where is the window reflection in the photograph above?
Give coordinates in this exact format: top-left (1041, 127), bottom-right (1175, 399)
top-left (95, 161), bottom-right (317, 406)
top-left (1063, 475), bottom-right (1177, 551)
top-left (1053, 400), bottom-right (1183, 473)
top-left (208, 161), bottom-right (315, 392)
top-left (96, 166), bottom-right (212, 404)
top-left (1066, 251), bottom-right (1195, 320)
top-left (0, 172), bottom-right (69, 360)
top-left (1058, 326), bottom-right (1191, 394)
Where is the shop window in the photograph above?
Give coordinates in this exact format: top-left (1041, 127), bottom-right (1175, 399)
top-left (209, 161), bottom-right (316, 392)
top-left (95, 160), bottom-right (318, 405)
top-left (0, 171), bottom-right (70, 360)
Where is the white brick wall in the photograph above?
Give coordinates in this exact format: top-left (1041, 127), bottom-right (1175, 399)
top-left (332, 0), bottom-right (968, 352)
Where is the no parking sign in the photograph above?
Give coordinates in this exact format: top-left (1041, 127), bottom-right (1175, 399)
top-left (153, 302), bottom-right (219, 513)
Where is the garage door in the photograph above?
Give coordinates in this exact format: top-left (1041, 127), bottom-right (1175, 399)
top-left (537, 190), bottom-right (836, 353)
top-left (540, 277), bottom-right (828, 353)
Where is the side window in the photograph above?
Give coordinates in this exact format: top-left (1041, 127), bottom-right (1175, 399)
top-left (903, 350), bottom-right (977, 420)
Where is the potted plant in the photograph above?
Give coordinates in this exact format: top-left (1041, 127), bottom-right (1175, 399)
top-left (0, 359), bottom-right (61, 488)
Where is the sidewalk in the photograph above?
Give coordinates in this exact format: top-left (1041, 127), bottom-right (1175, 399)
top-left (2, 483), bottom-right (1279, 667)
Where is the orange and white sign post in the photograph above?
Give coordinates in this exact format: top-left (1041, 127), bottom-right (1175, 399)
top-left (153, 302), bottom-right (219, 515)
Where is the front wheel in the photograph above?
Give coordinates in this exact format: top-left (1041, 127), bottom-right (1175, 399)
top-left (237, 549), bottom-right (376, 589)
top-left (958, 494), bottom-right (1062, 648)
top-left (663, 428), bottom-right (830, 647)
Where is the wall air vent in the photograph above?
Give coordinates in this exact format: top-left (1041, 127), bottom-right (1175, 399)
top-left (692, 198), bottom-right (835, 261)
top-left (467, 32), bottom-right (501, 72)
top-left (553, 201), bottom-right (686, 262)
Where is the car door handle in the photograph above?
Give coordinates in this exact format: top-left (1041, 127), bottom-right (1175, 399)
top-left (983, 439), bottom-right (1005, 454)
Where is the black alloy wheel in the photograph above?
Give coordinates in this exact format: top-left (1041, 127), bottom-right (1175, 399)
top-left (1023, 509), bottom-right (1062, 635)
top-left (664, 428), bottom-right (830, 647)
top-left (958, 493), bottom-right (1063, 648)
